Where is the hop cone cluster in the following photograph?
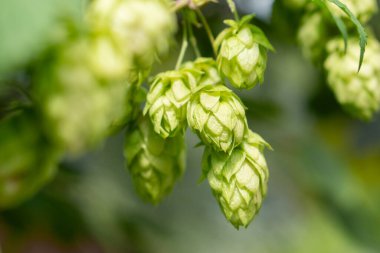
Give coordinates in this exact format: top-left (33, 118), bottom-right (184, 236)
top-left (187, 85), bottom-right (247, 153)
top-left (216, 15), bottom-right (273, 89)
top-left (324, 37), bottom-right (380, 120)
top-left (124, 116), bottom-right (185, 204)
top-left (202, 130), bottom-right (270, 228)
top-left (87, 0), bottom-right (176, 68)
top-left (144, 69), bottom-right (201, 138)
top-left (182, 58), bottom-right (221, 87)
top-left (0, 110), bottom-right (61, 208)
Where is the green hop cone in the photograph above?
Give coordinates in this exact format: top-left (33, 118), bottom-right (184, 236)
top-left (124, 116), bottom-right (186, 204)
top-left (0, 110), bottom-right (61, 208)
top-left (202, 130), bottom-right (270, 228)
top-left (144, 70), bottom-right (199, 138)
top-left (297, 10), bottom-right (328, 64)
top-left (324, 36), bottom-right (380, 120)
top-left (87, 0), bottom-right (176, 68)
top-left (216, 15), bottom-right (274, 89)
top-left (187, 85), bottom-right (247, 153)
top-left (181, 57), bottom-right (222, 86)
top-left (327, 0), bottom-right (378, 24)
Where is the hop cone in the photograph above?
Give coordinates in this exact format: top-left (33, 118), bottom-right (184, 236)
top-left (324, 36), bottom-right (380, 120)
top-left (0, 110), bottom-right (61, 208)
top-left (202, 130), bottom-right (270, 228)
top-left (327, 0), bottom-right (378, 23)
top-left (87, 0), bottom-right (176, 68)
top-left (182, 57), bottom-right (222, 87)
top-left (216, 15), bottom-right (273, 89)
top-left (187, 85), bottom-right (247, 153)
top-left (144, 70), bottom-right (200, 138)
top-left (124, 116), bottom-right (185, 204)
top-left (34, 40), bottom-right (131, 154)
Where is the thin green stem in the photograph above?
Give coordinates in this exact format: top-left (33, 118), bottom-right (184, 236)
top-left (175, 21), bottom-right (189, 70)
top-left (195, 8), bottom-right (217, 56)
top-left (226, 0), bottom-right (240, 21)
top-left (187, 20), bottom-right (201, 58)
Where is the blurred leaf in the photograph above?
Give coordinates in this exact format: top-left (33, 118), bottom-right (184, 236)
top-left (0, 0), bottom-right (83, 76)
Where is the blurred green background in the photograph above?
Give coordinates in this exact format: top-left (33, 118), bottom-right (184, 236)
top-left (1, 0), bottom-right (380, 252)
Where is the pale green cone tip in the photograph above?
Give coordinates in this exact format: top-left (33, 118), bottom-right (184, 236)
top-left (187, 84), bottom-right (248, 153)
top-left (181, 57), bottom-right (222, 87)
top-left (124, 116), bottom-right (186, 204)
top-left (324, 36), bottom-right (380, 120)
top-left (215, 16), bottom-right (273, 90)
top-left (202, 130), bottom-right (270, 229)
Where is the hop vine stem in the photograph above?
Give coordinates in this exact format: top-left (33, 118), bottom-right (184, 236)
top-left (175, 20), bottom-right (189, 70)
top-left (226, 0), bottom-right (240, 21)
top-left (195, 8), bottom-right (217, 56)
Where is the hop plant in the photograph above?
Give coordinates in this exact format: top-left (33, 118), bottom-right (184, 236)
top-left (215, 15), bottom-right (274, 89)
top-left (87, 0), bottom-right (176, 68)
top-left (324, 36), bottom-right (380, 120)
top-left (0, 110), bottom-right (61, 208)
top-left (181, 57), bottom-right (221, 86)
top-left (187, 85), bottom-right (247, 153)
top-left (327, 0), bottom-right (378, 23)
top-left (144, 70), bottom-right (200, 138)
top-left (124, 116), bottom-right (186, 204)
top-left (297, 10), bottom-right (328, 63)
top-left (282, 0), bottom-right (308, 10)
top-left (202, 130), bottom-right (270, 228)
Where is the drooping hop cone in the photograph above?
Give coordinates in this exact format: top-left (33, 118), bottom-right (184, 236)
top-left (0, 110), bottom-right (61, 208)
top-left (181, 57), bottom-right (222, 87)
top-left (216, 15), bottom-right (274, 89)
top-left (324, 36), bottom-right (380, 120)
top-left (87, 0), bottom-right (176, 68)
top-left (124, 116), bottom-right (186, 204)
top-left (202, 130), bottom-right (270, 228)
top-left (144, 70), bottom-right (200, 138)
top-left (187, 85), bottom-right (247, 153)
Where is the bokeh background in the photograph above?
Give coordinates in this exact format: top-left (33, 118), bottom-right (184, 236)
top-left (1, 0), bottom-right (380, 252)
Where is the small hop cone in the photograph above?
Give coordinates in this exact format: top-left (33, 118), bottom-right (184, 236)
top-left (0, 110), bottom-right (61, 208)
top-left (297, 10), bottom-right (328, 64)
top-left (144, 70), bottom-right (199, 138)
top-left (124, 116), bottom-right (185, 204)
top-left (202, 130), bottom-right (270, 228)
top-left (181, 57), bottom-right (222, 87)
top-left (324, 36), bottom-right (380, 120)
top-left (187, 85), bottom-right (247, 153)
top-left (216, 15), bottom-right (274, 89)
top-left (87, 0), bottom-right (176, 68)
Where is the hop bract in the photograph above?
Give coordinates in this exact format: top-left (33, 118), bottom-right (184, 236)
top-left (187, 85), bottom-right (247, 153)
top-left (144, 70), bottom-right (200, 138)
top-left (0, 110), bottom-right (61, 208)
top-left (182, 57), bottom-right (221, 87)
top-left (202, 130), bottom-right (270, 228)
top-left (124, 116), bottom-right (185, 204)
top-left (216, 15), bottom-right (273, 89)
top-left (324, 36), bottom-right (380, 120)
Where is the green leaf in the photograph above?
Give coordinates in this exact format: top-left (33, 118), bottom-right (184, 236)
top-left (0, 0), bottom-right (83, 77)
top-left (330, 14), bottom-right (348, 53)
top-left (250, 26), bottom-right (275, 51)
top-left (327, 0), bottom-right (368, 71)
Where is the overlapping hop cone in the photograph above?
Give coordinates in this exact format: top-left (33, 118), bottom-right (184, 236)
top-left (324, 36), bottom-right (380, 120)
top-left (187, 85), bottom-right (247, 153)
top-left (215, 15), bottom-right (273, 89)
top-left (124, 116), bottom-right (185, 204)
top-left (202, 130), bottom-right (270, 228)
top-left (0, 109), bottom-right (61, 208)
